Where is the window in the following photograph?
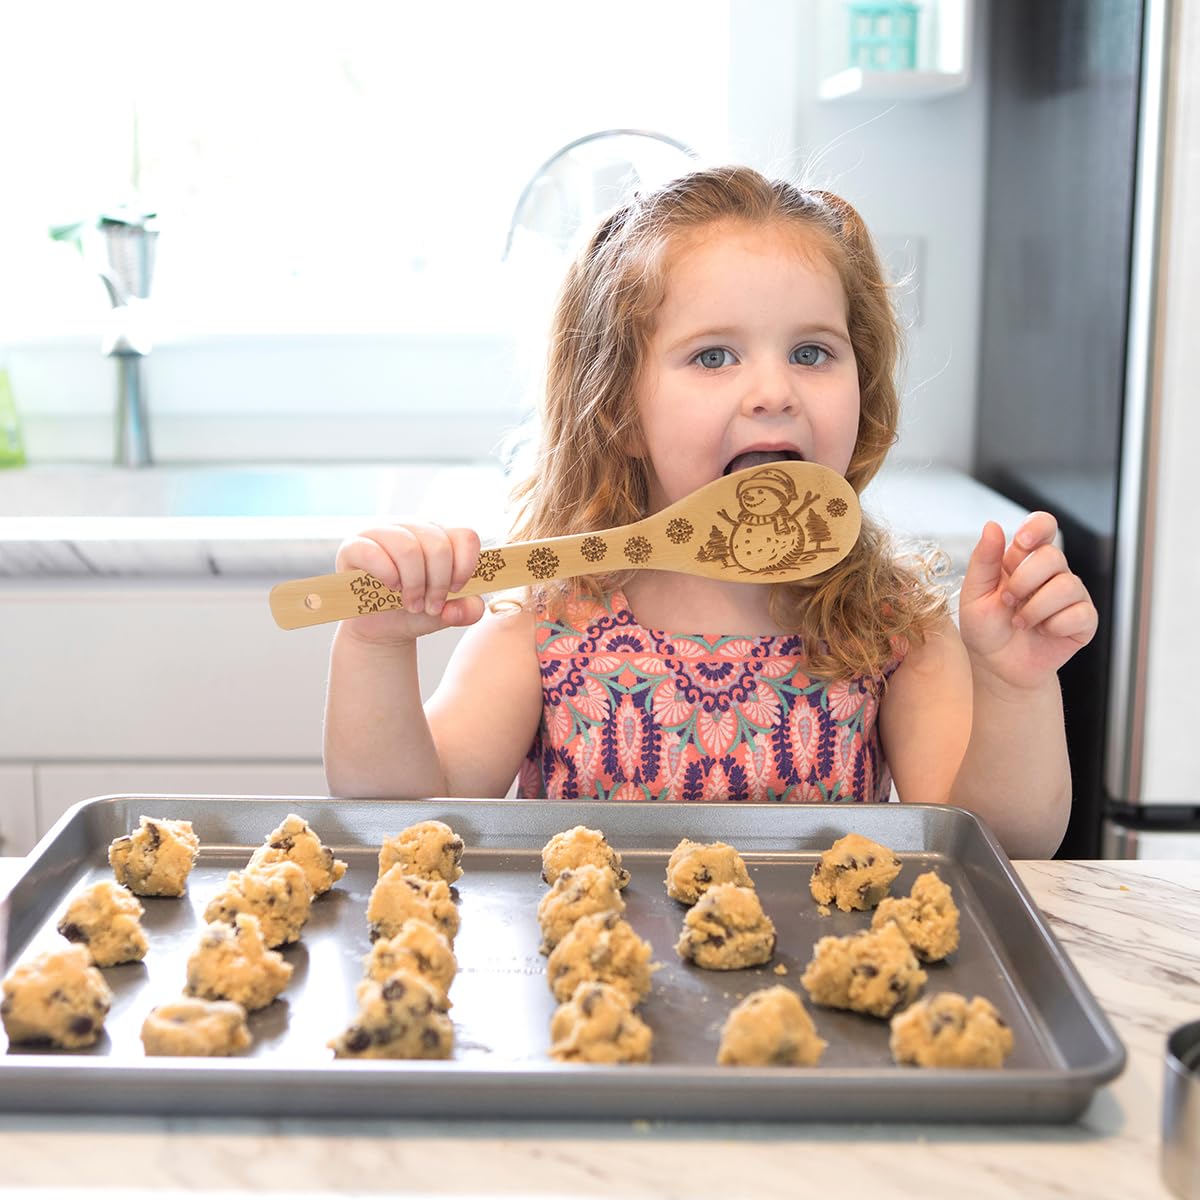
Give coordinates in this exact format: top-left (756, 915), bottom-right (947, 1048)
top-left (1, 1), bottom-right (736, 340)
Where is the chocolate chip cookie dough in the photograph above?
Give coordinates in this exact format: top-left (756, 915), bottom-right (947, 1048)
top-left (541, 826), bottom-right (630, 889)
top-left (800, 922), bottom-right (927, 1019)
top-left (185, 912), bottom-right (293, 1010)
top-left (248, 813), bottom-right (347, 897)
top-left (141, 997), bottom-right (252, 1057)
top-left (329, 969), bottom-right (453, 1060)
top-left (675, 882), bottom-right (776, 970)
top-left (872, 871), bottom-right (960, 962)
top-left (548, 981), bottom-right (653, 1064)
top-left (56, 880), bottom-right (148, 967)
top-left (367, 867), bottom-right (460, 943)
top-left (378, 820), bottom-right (465, 885)
top-left (204, 860), bottom-right (313, 948)
top-left (717, 986), bottom-right (827, 1067)
top-left (364, 919), bottom-right (457, 1002)
top-left (665, 838), bottom-right (754, 905)
top-left (890, 992), bottom-right (1014, 1068)
top-left (1, 944), bottom-right (113, 1049)
top-left (546, 911), bottom-right (657, 1006)
top-left (809, 832), bottom-right (902, 912)
top-left (536, 864), bottom-right (626, 955)
top-left (108, 815), bottom-right (200, 897)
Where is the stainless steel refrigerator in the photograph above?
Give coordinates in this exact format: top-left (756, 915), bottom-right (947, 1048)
top-left (974, 0), bottom-right (1192, 857)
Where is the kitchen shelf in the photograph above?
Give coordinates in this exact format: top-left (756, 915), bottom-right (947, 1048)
top-left (819, 66), bottom-right (969, 100)
top-left (818, 0), bottom-right (973, 102)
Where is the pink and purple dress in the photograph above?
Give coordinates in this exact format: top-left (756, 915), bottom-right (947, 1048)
top-left (517, 591), bottom-right (903, 803)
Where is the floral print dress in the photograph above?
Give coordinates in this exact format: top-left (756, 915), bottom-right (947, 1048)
top-left (517, 591), bottom-right (903, 804)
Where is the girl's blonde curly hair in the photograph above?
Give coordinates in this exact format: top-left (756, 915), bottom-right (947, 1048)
top-left (508, 165), bottom-right (946, 680)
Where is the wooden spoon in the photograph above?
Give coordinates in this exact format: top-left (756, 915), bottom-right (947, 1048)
top-left (268, 460), bottom-right (861, 630)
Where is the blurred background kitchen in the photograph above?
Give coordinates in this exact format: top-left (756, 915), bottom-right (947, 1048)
top-left (0, 0), bottom-right (1195, 861)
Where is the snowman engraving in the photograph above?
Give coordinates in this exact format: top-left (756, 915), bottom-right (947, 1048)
top-left (696, 466), bottom-right (839, 576)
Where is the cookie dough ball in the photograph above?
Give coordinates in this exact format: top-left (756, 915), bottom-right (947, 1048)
top-left (542, 826), bottom-right (630, 889)
top-left (890, 992), bottom-right (1014, 1068)
top-left (1, 944), bottom-right (113, 1048)
top-left (185, 913), bottom-right (293, 1010)
top-left (809, 832), bottom-right (902, 912)
top-left (675, 883), bottom-right (776, 970)
top-left (329, 969), bottom-right (453, 1060)
top-left (141, 998), bottom-right (251, 1057)
top-left (717, 986), bottom-right (827, 1067)
top-left (108, 816), bottom-right (200, 897)
top-left (378, 820), bottom-right (464, 885)
top-left (546, 912), bottom-right (657, 1006)
top-left (872, 871), bottom-right (960, 963)
top-left (549, 981), bottom-right (653, 1064)
top-left (248, 813), bottom-right (347, 897)
top-left (204, 860), bottom-right (313, 948)
top-left (665, 838), bottom-right (752, 905)
top-left (536, 864), bottom-right (626, 955)
top-left (364, 919), bottom-right (457, 1002)
top-left (801, 922), bottom-right (927, 1019)
top-left (56, 880), bottom-right (148, 967)
top-left (367, 867), bottom-right (460, 944)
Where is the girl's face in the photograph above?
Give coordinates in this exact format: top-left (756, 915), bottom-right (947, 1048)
top-left (633, 220), bottom-right (860, 514)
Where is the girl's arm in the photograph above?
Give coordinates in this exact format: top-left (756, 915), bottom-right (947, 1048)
top-left (323, 521), bottom-right (541, 798)
top-left (881, 514), bottom-right (1095, 859)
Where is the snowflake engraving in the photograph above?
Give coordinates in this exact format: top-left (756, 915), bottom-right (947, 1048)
top-left (624, 535), bottom-right (653, 564)
top-left (349, 572), bottom-right (403, 614)
top-left (473, 549), bottom-right (506, 582)
top-left (665, 518), bottom-right (693, 545)
top-left (825, 497), bottom-right (848, 518)
top-left (527, 546), bottom-right (560, 579)
top-left (580, 536), bottom-right (607, 562)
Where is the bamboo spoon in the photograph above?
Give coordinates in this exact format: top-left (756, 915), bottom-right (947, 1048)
top-left (269, 460), bottom-right (861, 630)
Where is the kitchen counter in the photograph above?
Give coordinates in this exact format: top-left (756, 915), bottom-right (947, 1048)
top-left (0, 856), bottom-right (1195, 1199)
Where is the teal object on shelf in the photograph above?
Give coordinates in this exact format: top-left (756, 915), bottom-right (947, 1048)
top-left (847, 2), bottom-right (919, 72)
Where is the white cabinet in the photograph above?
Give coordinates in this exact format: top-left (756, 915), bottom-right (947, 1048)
top-left (0, 766), bottom-right (37, 856)
top-left (0, 580), bottom-right (465, 855)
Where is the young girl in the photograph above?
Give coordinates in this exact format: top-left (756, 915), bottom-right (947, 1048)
top-left (324, 166), bottom-right (1096, 860)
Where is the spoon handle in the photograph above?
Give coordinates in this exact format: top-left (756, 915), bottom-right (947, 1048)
top-left (269, 526), bottom-right (647, 630)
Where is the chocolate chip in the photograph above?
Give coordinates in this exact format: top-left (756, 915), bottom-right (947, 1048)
top-left (705, 933), bottom-right (726, 948)
top-left (696, 867), bottom-right (712, 884)
top-left (270, 837), bottom-right (295, 852)
top-left (381, 978), bottom-right (407, 1001)
top-left (855, 963), bottom-right (879, 978)
top-left (69, 1015), bottom-right (94, 1037)
top-left (57, 921), bottom-right (88, 944)
top-left (581, 987), bottom-right (603, 1017)
top-left (602, 912), bottom-right (620, 930)
top-left (421, 1026), bottom-right (442, 1049)
top-left (345, 1027), bottom-right (371, 1053)
top-left (144, 822), bottom-right (162, 851)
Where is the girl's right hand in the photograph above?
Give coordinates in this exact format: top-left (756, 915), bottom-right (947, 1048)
top-left (334, 522), bottom-right (486, 645)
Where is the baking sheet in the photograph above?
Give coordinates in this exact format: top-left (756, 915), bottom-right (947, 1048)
top-left (0, 796), bottom-right (1125, 1121)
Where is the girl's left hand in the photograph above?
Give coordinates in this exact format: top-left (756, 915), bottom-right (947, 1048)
top-left (957, 513), bottom-right (1098, 694)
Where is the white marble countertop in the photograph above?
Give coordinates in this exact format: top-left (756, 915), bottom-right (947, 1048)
top-left (0, 856), bottom-right (1195, 1199)
top-left (0, 461), bottom-right (1033, 580)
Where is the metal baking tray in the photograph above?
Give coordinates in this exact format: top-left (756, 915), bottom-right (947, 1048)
top-left (0, 795), bottom-right (1125, 1122)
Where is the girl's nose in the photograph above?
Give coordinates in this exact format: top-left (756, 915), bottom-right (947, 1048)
top-left (744, 364), bottom-right (797, 415)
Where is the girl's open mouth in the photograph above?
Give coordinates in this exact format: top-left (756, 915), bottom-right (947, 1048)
top-left (723, 449), bottom-right (804, 476)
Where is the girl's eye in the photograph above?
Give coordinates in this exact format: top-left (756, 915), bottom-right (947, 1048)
top-left (696, 347), bottom-right (734, 369)
top-left (791, 344), bottom-right (828, 366)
